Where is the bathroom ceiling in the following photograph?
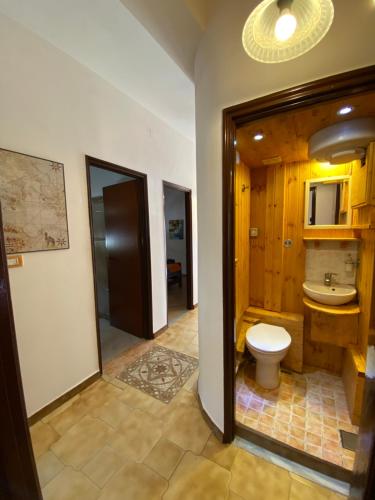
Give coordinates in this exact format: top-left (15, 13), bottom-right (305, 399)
top-left (236, 91), bottom-right (375, 168)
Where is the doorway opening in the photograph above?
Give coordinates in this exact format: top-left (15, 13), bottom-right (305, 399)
top-left (163, 181), bottom-right (194, 325)
top-left (222, 66), bottom-right (375, 496)
top-left (86, 156), bottom-right (153, 370)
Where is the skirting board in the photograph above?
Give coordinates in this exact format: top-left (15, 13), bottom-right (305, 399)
top-left (28, 372), bottom-right (101, 426)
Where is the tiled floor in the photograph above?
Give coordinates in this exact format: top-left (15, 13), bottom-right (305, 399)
top-left (236, 362), bottom-right (358, 470)
top-left (99, 318), bottom-right (143, 363)
top-left (168, 276), bottom-right (188, 324)
top-left (30, 310), bottom-right (347, 499)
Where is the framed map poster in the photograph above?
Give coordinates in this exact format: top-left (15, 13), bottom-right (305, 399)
top-left (0, 148), bottom-right (69, 254)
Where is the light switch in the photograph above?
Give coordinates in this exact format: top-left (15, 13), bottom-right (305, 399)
top-left (250, 228), bottom-right (259, 238)
top-left (7, 255), bottom-right (24, 268)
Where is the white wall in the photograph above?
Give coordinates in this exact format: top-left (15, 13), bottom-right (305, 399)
top-left (0, 14), bottom-right (197, 416)
top-left (195, 0), bottom-right (375, 431)
top-left (164, 187), bottom-right (187, 273)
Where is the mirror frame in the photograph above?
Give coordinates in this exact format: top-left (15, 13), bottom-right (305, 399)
top-left (304, 175), bottom-right (352, 229)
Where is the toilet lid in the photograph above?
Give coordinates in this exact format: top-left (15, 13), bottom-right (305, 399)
top-left (246, 323), bottom-right (291, 352)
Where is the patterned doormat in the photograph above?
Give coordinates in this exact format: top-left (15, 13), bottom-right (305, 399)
top-left (117, 345), bottom-right (198, 403)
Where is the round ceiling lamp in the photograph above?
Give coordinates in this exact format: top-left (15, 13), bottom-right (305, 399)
top-left (242, 0), bottom-right (334, 64)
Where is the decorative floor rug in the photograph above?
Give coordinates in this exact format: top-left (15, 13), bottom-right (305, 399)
top-left (117, 345), bottom-right (198, 403)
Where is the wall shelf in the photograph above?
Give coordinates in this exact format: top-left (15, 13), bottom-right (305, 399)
top-left (303, 297), bottom-right (360, 315)
top-left (303, 237), bottom-right (360, 241)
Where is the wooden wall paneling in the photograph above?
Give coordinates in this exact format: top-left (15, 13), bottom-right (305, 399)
top-left (356, 228), bottom-right (375, 356)
top-left (249, 168), bottom-right (267, 307)
top-left (264, 165), bottom-right (285, 312)
top-left (234, 161), bottom-right (251, 322)
top-left (303, 307), bottom-right (344, 374)
top-left (282, 161), bottom-right (307, 314)
top-left (342, 346), bottom-right (366, 426)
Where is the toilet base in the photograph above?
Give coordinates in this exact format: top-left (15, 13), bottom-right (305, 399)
top-left (255, 361), bottom-right (280, 389)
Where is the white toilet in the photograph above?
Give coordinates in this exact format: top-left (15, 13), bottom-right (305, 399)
top-left (246, 323), bottom-right (291, 389)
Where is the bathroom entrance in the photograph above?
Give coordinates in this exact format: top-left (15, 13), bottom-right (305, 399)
top-left (86, 157), bottom-right (153, 369)
top-left (163, 181), bottom-right (194, 325)
top-left (222, 67), bottom-right (375, 497)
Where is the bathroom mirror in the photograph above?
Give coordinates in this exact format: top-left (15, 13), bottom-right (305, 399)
top-left (304, 175), bottom-right (352, 228)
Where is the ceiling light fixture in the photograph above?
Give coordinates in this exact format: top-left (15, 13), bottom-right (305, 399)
top-left (254, 133), bottom-right (264, 141)
top-left (274, 0), bottom-right (297, 41)
top-left (337, 105), bottom-right (354, 116)
top-left (242, 0), bottom-right (334, 64)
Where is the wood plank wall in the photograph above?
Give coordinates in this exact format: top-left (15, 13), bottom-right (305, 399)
top-left (234, 161), bottom-right (251, 322)
top-left (356, 228), bottom-right (375, 357)
top-left (249, 160), bottom-right (354, 315)
top-left (249, 168), bottom-right (266, 308)
top-left (264, 165), bottom-right (285, 312)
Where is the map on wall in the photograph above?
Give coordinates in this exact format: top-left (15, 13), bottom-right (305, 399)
top-left (0, 148), bottom-right (69, 254)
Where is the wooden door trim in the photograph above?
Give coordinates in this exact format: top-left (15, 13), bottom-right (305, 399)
top-left (85, 156), bottom-right (154, 372)
top-left (163, 180), bottom-right (194, 315)
top-left (222, 66), bottom-right (375, 493)
top-left (0, 204), bottom-right (42, 499)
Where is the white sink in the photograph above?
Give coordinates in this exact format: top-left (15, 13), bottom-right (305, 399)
top-left (303, 281), bottom-right (357, 306)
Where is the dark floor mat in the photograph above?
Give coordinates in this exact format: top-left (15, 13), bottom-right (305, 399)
top-left (340, 429), bottom-right (358, 451)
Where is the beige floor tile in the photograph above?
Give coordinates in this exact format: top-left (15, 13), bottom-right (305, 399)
top-left (30, 421), bottom-right (60, 459)
top-left (36, 451), bottom-right (64, 488)
top-left (183, 370), bottom-right (199, 392)
top-left (42, 395), bottom-right (80, 424)
top-left (108, 409), bottom-right (163, 462)
top-left (48, 398), bottom-right (90, 436)
top-left (173, 388), bottom-right (199, 408)
top-left (99, 462), bottom-right (168, 500)
top-left (228, 492), bottom-right (245, 500)
top-left (163, 404), bottom-right (211, 454)
top-left (80, 381), bottom-right (122, 411)
top-left (164, 451), bottom-right (231, 500)
top-left (42, 467), bottom-right (100, 500)
top-left (117, 385), bottom-right (167, 416)
top-left (51, 416), bottom-right (114, 469)
top-left (91, 398), bottom-right (132, 429)
top-left (82, 446), bottom-right (125, 488)
top-left (289, 474), bottom-right (347, 500)
top-left (202, 434), bottom-right (238, 470)
top-left (230, 449), bottom-right (291, 500)
top-left (144, 438), bottom-right (184, 479)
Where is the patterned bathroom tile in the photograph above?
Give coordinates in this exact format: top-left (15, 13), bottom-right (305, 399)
top-left (236, 365), bottom-right (357, 471)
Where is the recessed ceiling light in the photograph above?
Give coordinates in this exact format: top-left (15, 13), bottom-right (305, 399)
top-left (234, 139), bottom-right (237, 146)
top-left (254, 133), bottom-right (264, 141)
top-left (337, 105), bottom-right (354, 116)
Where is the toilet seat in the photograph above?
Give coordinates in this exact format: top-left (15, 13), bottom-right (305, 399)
top-left (246, 323), bottom-right (291, 353)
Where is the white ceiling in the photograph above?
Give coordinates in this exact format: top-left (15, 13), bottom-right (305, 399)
top-left (120, 0), bottom-right (219, 80)
top-left (0, 0), bottom-right (196, 140)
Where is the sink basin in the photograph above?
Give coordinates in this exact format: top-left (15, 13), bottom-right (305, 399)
top-left (303, 281), bottom-right (357, 306)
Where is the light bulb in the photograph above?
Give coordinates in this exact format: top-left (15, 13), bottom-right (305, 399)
top-left (275, 9), bottom-right (297, 41)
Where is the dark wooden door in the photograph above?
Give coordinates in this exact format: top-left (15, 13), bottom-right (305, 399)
top-left (0, 205), bottom-right (42, 499)
top-left (103, 180), bottom-right (145, 338)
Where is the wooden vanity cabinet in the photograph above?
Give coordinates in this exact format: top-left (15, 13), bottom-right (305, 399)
top-left (351, 142), bottom-right (375, 208)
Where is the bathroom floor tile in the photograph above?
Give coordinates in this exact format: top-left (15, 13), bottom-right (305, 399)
top-left (236, 363), bottom-right (358, 470)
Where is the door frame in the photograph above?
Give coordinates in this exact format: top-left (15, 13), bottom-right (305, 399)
top-left (163, 180), bottom-right (194, 319)
top-left (222, 66), bottom-right (375, 494)
top-left (86, 156), bottom-right (154, 372)
top-left (0, 203), bottom-right (42, 499)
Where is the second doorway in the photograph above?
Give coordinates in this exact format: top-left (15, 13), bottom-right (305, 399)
top-left (163, 181), bottom-right (194, 325)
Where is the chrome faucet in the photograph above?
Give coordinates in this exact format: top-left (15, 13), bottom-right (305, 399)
top-left (324, 272), bottom-right (337, 287)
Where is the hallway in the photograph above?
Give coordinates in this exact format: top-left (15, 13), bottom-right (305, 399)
top-left (30, 309), bottom-right (346, 500)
